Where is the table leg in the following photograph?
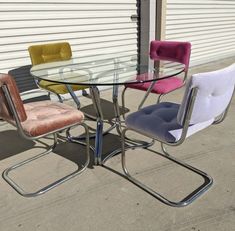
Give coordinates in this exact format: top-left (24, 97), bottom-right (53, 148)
top-left (89, 86), bottom-right (104, 165)
top-left (101, 84), bottom-right (155, 165)
top-left (95, 119), bottom-right (103, 165)
top-left (112, 84), bottom-right (122, 135)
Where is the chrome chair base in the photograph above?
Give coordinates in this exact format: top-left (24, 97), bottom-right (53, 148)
top-left (121, 128), bottom-right (213, 207)
top-left (3, 130), bottom-right (90, 197)
top-left (67, 119), bottom-right (116, 140)
top-left (101, 134), bottom-right (155, 165)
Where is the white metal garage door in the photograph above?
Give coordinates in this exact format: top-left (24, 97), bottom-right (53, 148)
top-left (0, 0), bottom-right (138, 76)
top-left (165, 0), bottom-right (235, 66)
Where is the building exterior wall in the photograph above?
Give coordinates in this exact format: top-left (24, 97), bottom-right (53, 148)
top-left (1, 0), bottom-right (233, 79)
top-left (0, 0), bottom-right (138, 74)
top-left (164, 0), bottom-right (235, 66)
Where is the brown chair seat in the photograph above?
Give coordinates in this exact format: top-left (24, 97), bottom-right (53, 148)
top-left (22, 100), bottom-right (84, 137)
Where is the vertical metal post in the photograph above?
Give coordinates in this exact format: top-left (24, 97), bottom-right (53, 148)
top-left (112, 58), bottom-right (124, 135)
top-left (138, 0), bottom-right (157, 66)
top-left (89, 86), bottom-right (104, 165)
top-left (155, 0), bottom-right (166, 40)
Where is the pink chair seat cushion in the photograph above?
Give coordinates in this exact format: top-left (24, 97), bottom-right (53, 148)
top-left (126, 76), bottom-right (184, 94)
top-left (22, 100), bottom-right (84, 137)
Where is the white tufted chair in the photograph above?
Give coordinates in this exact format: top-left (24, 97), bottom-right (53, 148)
top-left (121, 63), bottom-right (235, 207)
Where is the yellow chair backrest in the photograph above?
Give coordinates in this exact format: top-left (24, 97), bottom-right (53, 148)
top-left (28, 42), bottom-right (72, 66)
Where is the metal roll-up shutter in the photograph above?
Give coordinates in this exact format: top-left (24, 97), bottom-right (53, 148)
top-left (165, 0), bottom-right (235, 66)
top-left (0, 0), bottom-right (138, 90)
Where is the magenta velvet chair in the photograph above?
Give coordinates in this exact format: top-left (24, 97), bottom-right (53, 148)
top-left (121, 40), bottom-right (191, 112)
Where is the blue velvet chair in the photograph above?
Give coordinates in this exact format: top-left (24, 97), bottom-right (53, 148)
top-left (121, 63), bottom-right (235, 207)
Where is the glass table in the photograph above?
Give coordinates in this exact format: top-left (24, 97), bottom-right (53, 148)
top-left (30, 57), bottom-right (185, 165)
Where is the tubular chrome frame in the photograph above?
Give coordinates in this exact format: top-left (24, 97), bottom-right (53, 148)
top-left (121, 67), bottom-right (188, 119)
top-left (40, 66), bottom-right (117, 140)
top-left (88, 82), bottom-right (154, 165)
top-left (121, 87), bottom-right (218, 207)
top-left (1, 84), bottom-right (90, 197)
top-left (140, 69), bottom-right (189, 109)
top-left (34, 77), bottom-right (64, 103)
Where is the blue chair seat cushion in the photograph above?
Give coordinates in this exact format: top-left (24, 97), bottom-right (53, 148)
top-left (125, 102), bottom-right (182, 143)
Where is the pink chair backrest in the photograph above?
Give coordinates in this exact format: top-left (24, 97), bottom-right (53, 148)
top-left (0, 73), bottom-right (27, 123)
top-left (149, 40), bottom-right (191, 71)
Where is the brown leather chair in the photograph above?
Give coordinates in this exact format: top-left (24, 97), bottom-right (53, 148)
top-left (0, 73), bottom-right (90, 197)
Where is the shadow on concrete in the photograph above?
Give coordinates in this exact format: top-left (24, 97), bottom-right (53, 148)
top-left (81, 98), bottom-right (129, 120)
top-left (0, 130), bottom-right (36, 160)
top-left (53, 132), bottom-right (122, 169)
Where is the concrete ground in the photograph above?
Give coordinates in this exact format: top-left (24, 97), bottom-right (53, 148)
top-left (0, 57), bottom-right (234, 231)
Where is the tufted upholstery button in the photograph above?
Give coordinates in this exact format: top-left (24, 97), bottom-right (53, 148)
top-left (126, 102), bottom-right (182, 143)
top-left (144, 110), bottom-right (152, 115)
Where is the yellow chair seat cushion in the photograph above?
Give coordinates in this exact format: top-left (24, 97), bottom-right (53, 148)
top-left (39, 80), bottom-right (88, 94)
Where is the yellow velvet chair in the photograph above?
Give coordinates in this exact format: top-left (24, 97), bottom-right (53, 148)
top-left (28, 42), bottom-right (88, 107)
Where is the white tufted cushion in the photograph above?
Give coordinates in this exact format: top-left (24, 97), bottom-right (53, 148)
top-left (178, 63), bottom-right (235, 125)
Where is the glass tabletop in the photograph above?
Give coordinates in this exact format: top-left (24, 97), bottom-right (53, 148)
top-left (30, 56), bottom-right (185, 86)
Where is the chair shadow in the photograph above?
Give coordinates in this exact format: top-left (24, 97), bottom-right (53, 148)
top-left (81, 98), bottom-right (129, 120)
top-left (100, 132), bottom-right (123, 159)
top-left (0, 126), bottom-right (123, 172)
top-left (0, 129), bottom-right (85, 165)
top-left (0, 99), bottom-right (128, 170)
top-left (0, 130), bottom-right (36, 160)
top-left (54, 132), bottom-right (123, 169)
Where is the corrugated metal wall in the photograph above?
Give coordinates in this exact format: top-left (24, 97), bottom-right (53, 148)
top-left (0, 0), bottom-right (138, 73)
top-left (165, 0), bottom-right (235, 66)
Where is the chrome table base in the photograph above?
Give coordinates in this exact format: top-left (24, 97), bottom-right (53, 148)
top-left (69, 84), bottom-right (154, 165)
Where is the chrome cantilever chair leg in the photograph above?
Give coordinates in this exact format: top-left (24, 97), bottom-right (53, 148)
top-left (156, 93), bottom-right (165, 104)
top-left (138, 80), bottom-right (157, 110)
top-left (213, 107), bottom-right (230, 125)
top-left (56, 93), bottom-right (64, 103)
top-left (138, 90), bottom-right (151, 110)
top-left (138, 91), bottom-right (164, 110)
top-left (121, 86), bottom-right (128, 120)
top-left (2, 124), bottom-right (90, 197)
top-left (121, 128), bottom-right (213, 207)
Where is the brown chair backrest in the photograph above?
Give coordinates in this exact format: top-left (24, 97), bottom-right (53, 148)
top-left (0, 74), bottom-right (27, 123)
